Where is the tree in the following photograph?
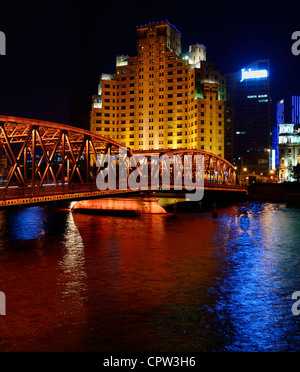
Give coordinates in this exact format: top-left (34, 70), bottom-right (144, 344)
top-left (291, 163), bottom-right (300, 182)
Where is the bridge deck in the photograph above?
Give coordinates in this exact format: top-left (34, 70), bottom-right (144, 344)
top-left (0, 182), bottom-right (247, 208)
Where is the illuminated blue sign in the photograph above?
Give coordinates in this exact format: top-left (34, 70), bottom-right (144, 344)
top-left (240, 68), bottom-right (269, 82)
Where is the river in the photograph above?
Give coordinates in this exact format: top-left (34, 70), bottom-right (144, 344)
top-left (0, 201), bottom-right (300, 352)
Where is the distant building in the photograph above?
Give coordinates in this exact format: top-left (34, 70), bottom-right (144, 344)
top-left (90, 21), bottom-right (233, 161)
top-left (278, 123), bottom-right (300, 181)
top-left (226, 60), bottom-right (272, 175)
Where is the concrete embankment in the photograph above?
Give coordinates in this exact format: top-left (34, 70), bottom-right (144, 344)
top-left (158, 189), bottom-right (248, 213)
top-left (248, 183), bottom-right (300, 205)
top-left (71, 197), bottom-right (167, 216)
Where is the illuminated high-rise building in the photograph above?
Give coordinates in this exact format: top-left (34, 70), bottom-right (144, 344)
top-left (277, 95), bottom-right (300, 125)
top-left (90, 21), bottom-right (232, 160)
top-left (274, 95), bottom-right (300, 167)
top-left (278, 123), bottom-right (300, 181)
top-left (226, 60), bottom-right (272, 176)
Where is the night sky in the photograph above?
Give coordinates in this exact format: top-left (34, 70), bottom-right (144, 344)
top-left (0, 0), bottom-right (299, 127)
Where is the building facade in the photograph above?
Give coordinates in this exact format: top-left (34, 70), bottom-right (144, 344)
top-left (274, 95), bottom-right (300, 168)
top-left (226, 60), bottom-right (272, 176)
top-left (278, 123), bottom-right (300, 181)
top-left (90, 21), bottom-right (232, 160)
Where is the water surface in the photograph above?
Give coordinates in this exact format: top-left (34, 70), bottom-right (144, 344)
top-left (0, 202), bottom-right (299, 351)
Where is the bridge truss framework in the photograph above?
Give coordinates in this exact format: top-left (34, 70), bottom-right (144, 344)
top-left (0, 116), bottom-right (245, 208)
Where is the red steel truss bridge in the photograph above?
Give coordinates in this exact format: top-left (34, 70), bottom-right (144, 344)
top-left (0, 116), bottom-right (246, 208)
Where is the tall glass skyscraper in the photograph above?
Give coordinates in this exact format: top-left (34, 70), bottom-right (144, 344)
top-left (277, 96), bottom-right (300, 125)
top-left (226, 60), bottom-right (272, 176)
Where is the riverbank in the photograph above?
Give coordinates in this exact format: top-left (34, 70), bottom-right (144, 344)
top-left (248, 182), bottom-right (300, 205)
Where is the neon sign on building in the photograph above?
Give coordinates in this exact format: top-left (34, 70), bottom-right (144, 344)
top-left (240, 68), bottom-right (269, 82)
top-left (279, 124), bottom-right (294, 134)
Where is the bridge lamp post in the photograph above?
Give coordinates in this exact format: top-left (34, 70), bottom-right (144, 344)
top-left (269, 169), bottom-right (275, 183)
top-left (242, 167), bottom-right (248, 185)
top-left (234, 166), bottom-right (239, 184)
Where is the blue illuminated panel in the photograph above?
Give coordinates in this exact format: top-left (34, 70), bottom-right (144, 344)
top-left (292, 95), bottom-right (300, 124)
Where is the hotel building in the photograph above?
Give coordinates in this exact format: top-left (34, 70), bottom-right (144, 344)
top-left (90, 21), bottom-right (232, 160)
top-left (226, 60), bottom-right (272, 176)
top-left (278, 123), bottom-right (300, 181)
top-left (274, 95), bottom-right (300, 167)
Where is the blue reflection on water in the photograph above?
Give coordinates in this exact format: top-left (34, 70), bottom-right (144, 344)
top-left (212, 202), bottom-right (300, 351)
top-left (1, 201), bottom-right (300, 352)
top-left (11, 207), bottom-right (47, 241)
top-left (0, 206), bottom-right (67, 244)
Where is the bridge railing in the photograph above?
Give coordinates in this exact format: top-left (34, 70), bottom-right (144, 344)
top-left (0, 183), bottom-right (101, 200)
top-left (0, 171), bottom-right (247, 200)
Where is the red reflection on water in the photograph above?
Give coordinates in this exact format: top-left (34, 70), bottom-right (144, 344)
top-left (0, 208), bottom-right (220, 351)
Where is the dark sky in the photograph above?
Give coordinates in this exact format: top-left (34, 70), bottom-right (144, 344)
top-left (0, 0), bottom-right (299, 126)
